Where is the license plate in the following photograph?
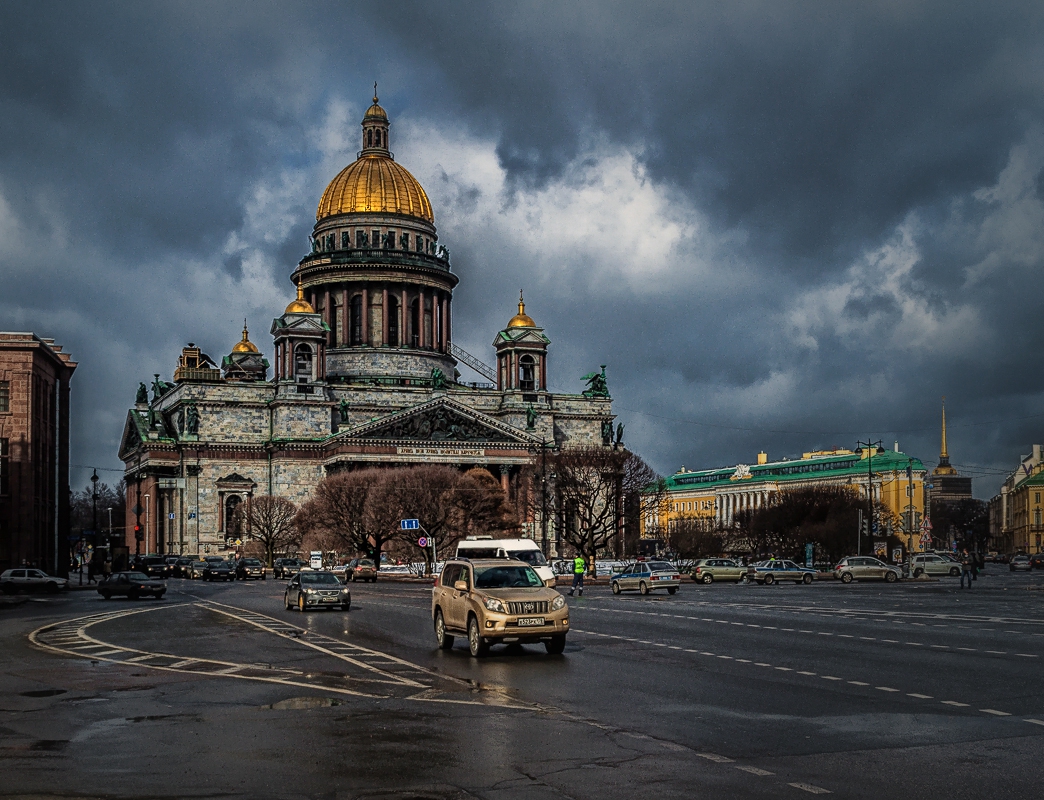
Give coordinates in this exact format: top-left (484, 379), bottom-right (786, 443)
top-left (321, 597), bottom-right (336, 603)
top-left (517, 617), bottom-right (545, 627)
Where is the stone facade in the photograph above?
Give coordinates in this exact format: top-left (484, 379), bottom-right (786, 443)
top-left (118, 97), bottom-right (613, 557)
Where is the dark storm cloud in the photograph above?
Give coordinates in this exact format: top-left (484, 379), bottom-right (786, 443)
top-left (1, 1), bottom-right (1042, 497)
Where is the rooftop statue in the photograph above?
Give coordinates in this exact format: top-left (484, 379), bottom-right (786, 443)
top-left (581, 365), bottom-right (609, 398)
top-left (431, 367), bottom-right (447, 390)
top-left (135, 382), bottom-right (148, 405)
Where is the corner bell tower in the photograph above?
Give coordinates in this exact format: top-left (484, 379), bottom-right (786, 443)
top-left (494, 293), bottom-right (550, 392)
top-left (271, 285), bottom-right (329, 384)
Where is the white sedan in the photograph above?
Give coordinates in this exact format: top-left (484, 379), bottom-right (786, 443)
top-left (0, 568), bottom-right (69, 594)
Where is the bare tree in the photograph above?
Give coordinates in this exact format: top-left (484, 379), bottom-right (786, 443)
top-left (233, 495), bottom-right (300, 567)
top-left (549, 446), bottom-right (629, 573)
top-left (621, 452), bottom-right (667, 557)
top-left (664, 516), bottom-right (724, 570)
top-left (297, 469), bottom-right (394, 569)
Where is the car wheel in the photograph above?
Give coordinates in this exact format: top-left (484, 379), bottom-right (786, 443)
top-left (434, 610), bottom-right (454, 649)
top-left (611, 581), bottom-right (621, 595)
top-left (667, 586), bottom-right (678, 595)
top-left (702, 573), bottom-right (714, 584)
top-left (1, 584), bottom-right (14, 595)
top-left (949, 567), bottom-right (960, 577)
top-left (284, 593), bottom-right (292, 610)
top-left (841, 572), bottom-right (853, 584)
top-left (468, 616), bottom-right (489, 658)
top-left (100, 590), bottom-right (112, 600)
top-left (763, 574), bottom-right (774, 585)
top-left (913, 568), bottom-right (924, 578)
top-left (545, 635), bottom-right (566, 655)
top-left (885, 571), bottom-right (898, 583)
top-left (639, 581), bottom-right (649, 595)
top-left (802, 574), bottom-right (813, 585)
top-left (298, 594), bottom-right (307, 612)
top-left (371, 577), bottom-right (377, 583)
top-left (341, 599), bottom-right (350, 611)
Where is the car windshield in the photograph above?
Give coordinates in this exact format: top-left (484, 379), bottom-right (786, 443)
top-left (242, 559), bottom-right (261, 566)
top-left (357, 560), bottom-right (374, 567)
top-left (648, 561), bottom-right (674, 572)
top-left (125, 572), bottom-right (149, 581)
top-left (300, 573), bottom-right (340, 585)
top-left (507, 550), bottom-right (547, 567)
top-left (474, 565), bottom-right (543, 588)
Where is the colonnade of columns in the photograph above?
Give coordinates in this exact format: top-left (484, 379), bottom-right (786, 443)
top-left (310, 284), bottom-right (451, 352)
top-left (716, 489), bottom-right (771, 526)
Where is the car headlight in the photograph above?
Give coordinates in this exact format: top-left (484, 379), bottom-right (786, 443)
top-left (551, 594), bottom-right (566, 611)
top-left (341, 588), bottom-right (350, 594)
top-left (304, 588), bottom-right (317, 594)
top-left (483, 597), bottom-right (506, 613)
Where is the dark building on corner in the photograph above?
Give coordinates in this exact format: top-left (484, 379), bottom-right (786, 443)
top-left (0, 333), bottom-right (77, 574)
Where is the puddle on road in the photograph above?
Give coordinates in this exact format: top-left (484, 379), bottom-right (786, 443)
top-left (267, 696), bottom-right (343, 710)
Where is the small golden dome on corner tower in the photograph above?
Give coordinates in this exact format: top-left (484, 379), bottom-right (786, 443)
top-left (507, 291), bottom-right (536, 328)
top-left (231, 320), bottom-right (259, 353)
top-left (284, 284), bottom-right (315, 314)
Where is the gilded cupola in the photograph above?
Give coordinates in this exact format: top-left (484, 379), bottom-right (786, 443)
top-left (231, 320), bottom-right (259, 353)
top-left (507, 292), bottom-right (536, 328)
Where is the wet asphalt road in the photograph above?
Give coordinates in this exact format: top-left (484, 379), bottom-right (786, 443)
top-left (1, 568), bottom-right (1043, 799)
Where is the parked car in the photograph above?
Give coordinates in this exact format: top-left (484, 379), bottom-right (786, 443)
top-left (284, 570), bottom-right (351, 612)
top-left (689, 558), bottom-right (745, 584)
top-left (834, 556), bottom-right (901, 583)
top-left (187, 560), bottom-right (208, 579)
top-left (1029, 553), bottom-right (1044, 569)
top-left (610, 560), bottom-right (681, 595)
top-left (346, 558), bottom-right (378, 582)
top-left (274, 558), bottom-right (305, 579)
top-left (1010, 554), bottom-right (1032, 572)
top-left (202, 561), bottom-right (235, 582)
top-left (911, 553), bottom-right (961, 578)
top-left (748, 560), bottom-right (817, 585)
top-left (235, 558), bottom-right (266, 580)
top-left (98, 571), bottom-right (166, 600)
top-left (0, 568), bottom-right (68, 594)
top-left (432, 558), bottom-right (567, 656)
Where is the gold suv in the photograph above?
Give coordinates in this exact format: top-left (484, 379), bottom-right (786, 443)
top-left (432, 558), bottom-right (569, 657)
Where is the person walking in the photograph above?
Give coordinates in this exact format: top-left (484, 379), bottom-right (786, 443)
top-left (568, 554), bottom-right (586, 597)
top-left (959, 549), bottom-right (973, 589)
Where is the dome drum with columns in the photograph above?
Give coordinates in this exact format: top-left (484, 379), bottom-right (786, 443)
top-left (118, 92), bottom-right (614, 561)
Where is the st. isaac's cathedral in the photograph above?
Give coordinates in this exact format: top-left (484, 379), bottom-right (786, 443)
top-left (118, 93), bottom-right (614, 557)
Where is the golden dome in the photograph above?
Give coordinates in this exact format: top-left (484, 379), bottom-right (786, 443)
top-left (231, 320), bottom-right (259, 353)
top-left (507, 292), bottom-right (536, 328)
top-left (364, 100), bottom-right (388, 121)
top-left (317, 154), bottom-right (433, 223)
top-left (284, 284), bottom-right (315, 314)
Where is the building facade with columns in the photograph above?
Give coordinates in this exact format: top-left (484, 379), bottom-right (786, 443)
top-left (118, 95), bottom-right (613, 557)
top-left (644, 446), bottom-right (927, 551)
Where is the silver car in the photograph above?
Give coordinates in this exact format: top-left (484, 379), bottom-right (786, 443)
top-left (1010, 554), bottom-right (1032, 572)
top-left (0, 568), bottom-right (68, 594)
top-left (610, 560), bottom-right (681, 595)
top-left (284, 570), bottom-right (351, 612)
top-left (911, 553), bottom-right (961, 578)
top-left (748, 560), bottom-right (817, 585)
top-left (834, 556), bottom-right (901, 583)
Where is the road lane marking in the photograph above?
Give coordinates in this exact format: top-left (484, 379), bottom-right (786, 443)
top-left (789, 782), bottom-right (831, 794)
top-left (980, 709), bottom-right (1011, 716)
top-left (696, 752), bottom-right (734, 763)
top-left (907, 693), bottom-right (933, 699)
top-left (735, 766), bottom-right (774, 776)
top-left (942, 701), bottom-right (970, 707)
top-left (875, 687), bottom-right (900, 692)
top-left (848, 681), bottom-right (869, 686)
top-left (1025, 719), bottom-right (1044, 726)
top-left (821, 676), bottom-right (842, 680)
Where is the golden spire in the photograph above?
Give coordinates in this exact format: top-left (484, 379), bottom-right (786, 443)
top-left (507, 289), bottom-right (536, 328)
top-left (940, 396), bottom-right (948, 460)
top-left (284, 283), bottom-right (315, 314)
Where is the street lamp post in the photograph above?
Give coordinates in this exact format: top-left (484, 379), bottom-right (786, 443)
top-left (856, 440), bottom-right (883, 557)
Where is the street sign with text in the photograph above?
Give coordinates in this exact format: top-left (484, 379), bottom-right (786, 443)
top-left (400, 519), bottom-right (420, 530)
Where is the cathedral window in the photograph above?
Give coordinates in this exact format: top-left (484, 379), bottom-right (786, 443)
top-left (410, 298), bottom-right (420, 347)
top-left (225, 495), bottom-right (242, 536)
top-left (0, 381), bottom-right (8, 413)
top-left (387, 295), bottom-right (400, 347)
top-left (399, 232), bottom-right (408, 250)
top-left (294, 344), bottom-right (313, 382)
top-left (372, 230), bottom-right (380, 249)
top-left (366, 129), bottom-right (373, 147)
top-left (356, 229), bottom-right (367, 248)
top-left (341, 231), bottom-right (350, 249)
top-left (334, 296), bottom-right (344, 345)
top-left (350, 295), bottom-right (363, 346)
top-left (384, 230), bottom-right (395, 249)
top-left (375, 129), bottom-right (382, 147)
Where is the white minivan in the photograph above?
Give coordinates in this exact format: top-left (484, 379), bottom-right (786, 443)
top-left (455, 536), bottom-right (556, 586)
top-left (309, 550), bottom-right (323, 570)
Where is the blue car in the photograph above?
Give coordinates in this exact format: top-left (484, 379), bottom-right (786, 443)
top-left (748, 560), bottom-right (817, 585)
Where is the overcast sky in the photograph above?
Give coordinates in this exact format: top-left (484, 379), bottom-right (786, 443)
top-left (3, 1), bottom-right (1043, 498)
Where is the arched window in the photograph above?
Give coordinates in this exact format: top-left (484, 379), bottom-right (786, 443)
top-left (410, 298), bottom-right (420, 347)
top-left (387, 295), bottom-right (400, 347)
top-left (366, 129), bottom-right (373, 147)
top-left (350, 294), bottom-right (363, 346)
top-left (294, 343), bottom-right (313, 382)
top-left (375, 129), bottom-right (382, 147)
top-left (225, 495), bottom-right (242, 537)
top-left (519, 354), bottom-right (536, 391)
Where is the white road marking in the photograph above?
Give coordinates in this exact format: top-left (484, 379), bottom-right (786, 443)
top-left (942, 701), bottom-right (970, 707)
top-left (735, 765), bottom-right (774, 776)
top-left (797, 671), bottom-right (816, 676)
top-left (848, 681), bottom-right (869, 686)
top-left (696, 752), bottom-right (735, 763)
top-left (821, 676), bottom-right (842, 681)
top-left (1025, 719), bottom-right (1044, 726)
top-left (788, 782), bottom-right (832, 794)
top-left (980, 709), bottom-right (1011, 716)
top-left (775, 667), bottom-right (793, 671)
top-left (907, 693), bottom-right (933, 699)
top-left (875, 687), bottom-right (900, 692)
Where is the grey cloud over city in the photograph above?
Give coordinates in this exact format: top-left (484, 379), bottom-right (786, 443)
top-left (2, 0), bottom-right (1043, 495)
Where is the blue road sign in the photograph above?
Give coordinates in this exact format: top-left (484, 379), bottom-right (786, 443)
top-left (400, 519), bottom-right (420, 530)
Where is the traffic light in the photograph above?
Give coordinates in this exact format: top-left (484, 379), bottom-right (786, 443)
top-left (134, 524), bottom-right (143, 541)
top-left (861, 517), bottom-right (869, 538)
